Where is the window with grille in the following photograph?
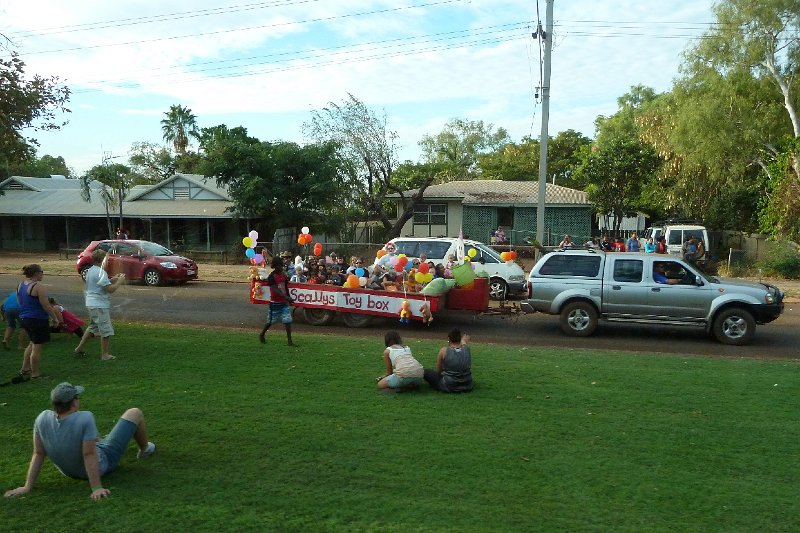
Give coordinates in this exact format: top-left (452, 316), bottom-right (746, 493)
top-left (413, 203), bottom-right (446, 225)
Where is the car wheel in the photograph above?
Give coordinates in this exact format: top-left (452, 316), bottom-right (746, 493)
top-left (143, 268), bottom-right (162, 286)
top-left (303, 308), bottom-right (335, 326)
top-left (559, 301), bottom-right (598, 337)
top-left (713, 308), bottom-right (755, 345)
top-left (79, 267), bottom-right (90, 282)
top-left (489, 278), bottom-right (508, 300)
top-left (342, 313), bottom-right (372, 328)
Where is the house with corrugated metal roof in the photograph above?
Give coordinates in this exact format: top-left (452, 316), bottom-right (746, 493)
top-left (0, 174), bottom-right (242, 252)
top-left (391, 179), bottom-right (592, 246)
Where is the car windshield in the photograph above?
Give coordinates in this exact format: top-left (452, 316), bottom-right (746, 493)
top-left (138, 242), bottom-right (174, 256)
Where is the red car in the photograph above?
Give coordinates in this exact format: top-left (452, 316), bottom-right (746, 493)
top-left (76, 240), bottom-right (198, 286)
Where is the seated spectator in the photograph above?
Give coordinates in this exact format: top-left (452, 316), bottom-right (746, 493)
top-left (434, 263), bottom-right (446, 279)
top-left (424, 328), bottom-right (473, 393)
top-left (382, 271), bottom-right (401, 291)
top-left (325, 265), bottom-right (345, 286)
top-left (368, 265), bottom-right (387, 290)
top-left (494, 226), bottom-right (507, 244)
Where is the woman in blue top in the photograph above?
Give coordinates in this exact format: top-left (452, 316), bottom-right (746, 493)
top-left (644, 237), bottom-right (656, 253)
top-left (15, 264), bottom-right (61, 381)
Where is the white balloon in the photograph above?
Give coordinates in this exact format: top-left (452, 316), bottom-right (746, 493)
top-left (359, 276), bottom-right (368, 286)
top-left (301, 226), bottom-right (310, 235)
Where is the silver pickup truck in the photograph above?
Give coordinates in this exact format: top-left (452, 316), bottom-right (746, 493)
top-left (520, 249), bottom-right (784, 345)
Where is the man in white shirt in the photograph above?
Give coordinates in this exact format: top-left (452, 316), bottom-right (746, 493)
top-left (74, 250), bottom-right (125, 360)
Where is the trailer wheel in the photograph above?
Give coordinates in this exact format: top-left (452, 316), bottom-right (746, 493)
top-left (303, 308), bottom-right (335, 326)
top-left (342, 313), bottom-right (372, 328)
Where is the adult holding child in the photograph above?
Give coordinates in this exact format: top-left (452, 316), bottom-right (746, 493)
top-left (74, 250), bottom-right (126, 361)
top-left (15, 264), bottom-right (62, 381)
top-left (423, 328), bottom-right (473, 393)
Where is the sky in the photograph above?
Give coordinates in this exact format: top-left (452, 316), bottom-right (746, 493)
top-left (2, 0), bottom-right (717, 176)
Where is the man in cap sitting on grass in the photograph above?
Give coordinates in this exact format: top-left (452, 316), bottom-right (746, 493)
top-left (4, 382), bottom-right (155, 500)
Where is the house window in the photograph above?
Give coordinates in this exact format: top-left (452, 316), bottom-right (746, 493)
top-left (413, 203), bottom-right (446, 225)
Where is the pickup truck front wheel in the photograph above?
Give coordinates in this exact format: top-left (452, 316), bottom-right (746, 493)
top-left (559, 301), bottom-right (598, 337)
top-left (712, 308), bottom-right (755, 345)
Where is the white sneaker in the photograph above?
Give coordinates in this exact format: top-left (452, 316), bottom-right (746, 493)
top-left (137, 441), bottom-right (156, 459)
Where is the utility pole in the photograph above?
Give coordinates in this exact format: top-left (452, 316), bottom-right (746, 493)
top-left (536, 0), bottom-right (554, 247)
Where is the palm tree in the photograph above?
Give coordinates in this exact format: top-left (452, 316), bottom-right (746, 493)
top-left (161, 104), bottom-right (199, 155)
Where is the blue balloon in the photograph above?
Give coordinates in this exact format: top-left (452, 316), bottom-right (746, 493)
top-left (245, 248), bottom-right (256, 258)
top-left (404, 262), bottom-right (412, 271)
top-left (355, 267), bottom-right (366, 277)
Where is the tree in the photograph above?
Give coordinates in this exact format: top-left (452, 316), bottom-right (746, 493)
top-left (0, 51), bottom-right (70, 178)
top-left (573, 136), bottom-right (661, 235)
top-left (16, 154), bottom-right (71, 177)
top-left (304, 94), bottom-right (434, 239)
top-left (128, 142), bottom-right (176, 183)
top-left (477, 137), bottom-right (539, 181)
top-left (419, 118), bottom-right (510, 179)
top-left (80, 162), bottom-right (133, 238)
top-left (197, 125), bottom-right (347, 235)
top-left (161, 105), bottom-right (199, 155)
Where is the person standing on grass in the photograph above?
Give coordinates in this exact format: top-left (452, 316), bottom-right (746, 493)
top-left (15, 264), bottom-right (62, 381)
top-left (423, 328), bottom-right (473, 393)
top-left (3, 382), bottom-right (155, 500)
top-left (1, 290), bottom-right (28, 350)
top-left (376, 331), bottom-right (423, 391)
top-left (74, 250), bottom-right (126, 361)
top-left (259, 256), bottom-right (296, 347)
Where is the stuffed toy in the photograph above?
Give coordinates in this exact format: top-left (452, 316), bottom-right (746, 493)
top-left (398, 300), bottom-right (411, 324)
top-left (248, 266), bottom-right (259, 281)
top-left (419, 303), bottom-right (433, 326)
top-left (252, 282), bottom-right (263, 299)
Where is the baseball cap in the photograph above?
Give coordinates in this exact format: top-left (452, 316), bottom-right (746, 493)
top-left (51, 382), bottom-right (85, 403)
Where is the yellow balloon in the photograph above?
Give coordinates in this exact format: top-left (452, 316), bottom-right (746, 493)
top-left (242, 236), bottom-right (253, 248)
top-left (467, 248), bottom-right (477, 258)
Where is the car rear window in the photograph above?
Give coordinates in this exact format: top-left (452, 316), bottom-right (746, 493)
top-left (393, 241), bottom-right (451, 260)
top-left (613, 259), bottom-right (643, 283)
top-left (538, 254), bottom-right (601, 277)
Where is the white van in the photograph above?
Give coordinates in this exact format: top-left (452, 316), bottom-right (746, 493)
top-left (643, 223), bottom-right (710, 259)
top-left (379, 237), bottom-right (526, 300)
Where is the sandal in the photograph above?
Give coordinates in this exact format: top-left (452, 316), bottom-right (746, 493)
top-left (11, 371), bottom-right (31, 384)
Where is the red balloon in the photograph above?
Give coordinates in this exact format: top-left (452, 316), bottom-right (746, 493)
top-left (398, 256), bottom-right (408, 267)
top-left (418, 262), bottom-right (429, 274)
top-left (313, 243), bottom-right (323, 256)
top-left (394, 263), bottom-right (404, 272)
top-left (510, 250), bottom-right (518, 260)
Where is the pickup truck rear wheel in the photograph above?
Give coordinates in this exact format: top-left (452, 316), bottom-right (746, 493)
top-left (713, 308), bottom-right (755, 345)
top-left (559, 301), bottom-right (598, 337)
top-left (303, 308), bottom-right (335, 326)
top-left (342, 313), bottom-right (372, 328)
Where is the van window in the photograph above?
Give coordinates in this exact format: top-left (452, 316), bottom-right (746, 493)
top-left (469, 243), bottom-right (501, 264)
top-left (538, 255), bottom-right (601, 277)
top-left (394, 240), bottom-right (452, 260)
top-left (613, 259), bottom-right (643, 283)
top-left (668, 231), bottom-right (684, 246)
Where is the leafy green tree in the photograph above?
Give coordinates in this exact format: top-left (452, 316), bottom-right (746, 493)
top-left (477, 137), bottom-right (539, 181)
top-left (16, 154), bottom-right (71, 177)
top-left (80, 162), bottom-right (133, 238)
top-left (304, 94), bottom-right (434, 238)
top-left (573, 137), bottom-right (661, 235)
top-left (759, 137), bottom-right (800, 240)
top-left (127, 142), bottom-right (176, 183)
top-left (0, 52), bottom-right (70, 178)
top-left (161, 104), bottom-right (199, 155)
top-left (419, 118), bottom-right (510, 179)
top-left (197, 125), bottom-right (346, 235)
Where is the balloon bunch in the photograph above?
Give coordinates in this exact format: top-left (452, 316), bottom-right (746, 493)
top-left (297, 226), bottom-right (323, 257)
top-left (500, 250), bottom-right (518, 263)
top-left (344, 273), bottom-right (367, 288)
top-left (413, 262), bottom-right (434, 283)
top-left (242, 230), bottom-right (264, 264)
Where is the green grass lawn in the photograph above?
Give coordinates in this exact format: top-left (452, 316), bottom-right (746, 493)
top-left (1, 324), bottom-right (798, 532)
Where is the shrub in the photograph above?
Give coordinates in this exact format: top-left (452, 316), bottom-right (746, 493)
top-left (758, 242), bottom-right (800, 279)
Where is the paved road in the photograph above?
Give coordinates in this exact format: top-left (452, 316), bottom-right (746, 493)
top-left (6, 274), bottom-right (798, 359)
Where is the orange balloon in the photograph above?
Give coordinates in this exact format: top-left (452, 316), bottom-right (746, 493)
top-left (297, 236), bottom-right (304, 245)
top-left (510, 250), bottom-right (518, 260)
top-left (347, 274), bottom-right (359, 285)
top-left (376, 249), bottom-right (387, 258)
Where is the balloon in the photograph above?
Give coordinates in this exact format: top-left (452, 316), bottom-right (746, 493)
top-left (245, 248), bottom-right (255, 258)
top-left (397, 254), bottom-right (406, 260)
top-left (376, 250), bottom-right (387, 259)
top-left (304, 234), bottom-right (313, 244)
top-left (464, 256), bottom-right (471, 262)
top-left (347, 274), bottom-right (359, 286)
top-left (394, 263), bottom-right (404, 273)
top-left (404, 262), bottom-right (412, 271)
top-left (500, 252), bottom-right (510, 261)
top-left (389, 256), bottom-right (398, 266)
top-left (242, 236), bottom-right (253, 248)
top-left (253, 253), bottom-right (264, 264)
top-left (415, 272), bottom-right (426, 283)
top-left (510, 250), bottom-right (518, 260)
top-left (467, 248), bottom-right (477, 258)
top-left (398, 256), bottom-right (408, 267)
top-left (297, 236), bottom-right (305, 245)
top-left (425, 273), bottom-right (434, 282)
top-left (313, 243), bottom-right (322, 256)
top-left (301, 226), bottom-right (310, 235)
top-left (418, 263), bottom-right (429, 274)
top-left (359, 277), bottom-right (368, 287)
top-left (248, 230), bottom-right (259, 242)
top-left (355, 267), bottom-right (365, 277)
